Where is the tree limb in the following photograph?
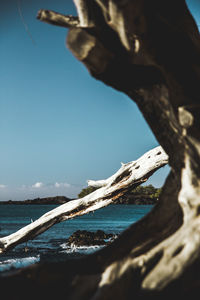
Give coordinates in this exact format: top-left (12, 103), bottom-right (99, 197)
top-left (37, 10), bottom-right (79, 28)
top-left (0, 146), bottom-right (168, 253)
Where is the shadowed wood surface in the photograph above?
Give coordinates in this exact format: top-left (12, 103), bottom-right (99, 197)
top-left (1, 1), bottom-right (200, 299)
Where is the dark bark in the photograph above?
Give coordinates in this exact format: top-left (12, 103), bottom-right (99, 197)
top-left (1, 1), bottom-right (200, 299)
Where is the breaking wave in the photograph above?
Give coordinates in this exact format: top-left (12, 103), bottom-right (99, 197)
top-left (60, 242), bottom-right (105, 254)
top-left (0, 255), bottom-right (40, 272)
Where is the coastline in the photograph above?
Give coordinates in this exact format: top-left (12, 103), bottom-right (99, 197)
top-left (0, 196), bottom-right (73, 205)
top-left (0, 205), bottom-right (152, 273)
top-left (0, 194), bottom-right (158, 205)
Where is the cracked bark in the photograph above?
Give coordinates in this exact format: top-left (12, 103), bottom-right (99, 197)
top-left (1, 1), bottom-right (200, 299)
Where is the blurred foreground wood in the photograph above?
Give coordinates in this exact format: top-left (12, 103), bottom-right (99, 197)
top-left (1, 1), bottom-right (200, 299)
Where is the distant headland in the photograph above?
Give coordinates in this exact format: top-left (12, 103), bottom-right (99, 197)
top-left (0, 196), bottom-right (73, 205)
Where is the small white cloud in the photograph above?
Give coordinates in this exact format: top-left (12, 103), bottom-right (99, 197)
top-left (55, 182), bottom-right (61, 188)
top-left (32, 182), bottom-right (44, 189)
top-left (0, 184), bottom-right (6, 189)
top-left (54, 182), bottom-right (70, 188)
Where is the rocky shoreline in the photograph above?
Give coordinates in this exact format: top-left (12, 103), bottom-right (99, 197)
top-left (0, 230), bottom-right (119, 273)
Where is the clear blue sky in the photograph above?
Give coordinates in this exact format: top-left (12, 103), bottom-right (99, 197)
top-left (1, 0), bottom-right (199, 200)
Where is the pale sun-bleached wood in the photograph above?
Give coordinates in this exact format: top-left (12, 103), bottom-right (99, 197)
top-left (0, 146), bottom-right (168, 253)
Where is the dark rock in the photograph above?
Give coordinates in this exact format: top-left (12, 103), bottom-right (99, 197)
top-left (66, 230), bottom-right (117, 247)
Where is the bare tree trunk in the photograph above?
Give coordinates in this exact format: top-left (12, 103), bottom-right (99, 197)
top-left (1, 1), bottom-right (200, 299)
top-left (0, 146), bottom-right (167, 253)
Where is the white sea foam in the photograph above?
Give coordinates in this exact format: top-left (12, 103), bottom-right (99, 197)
top-left (0, 255), bottom-right (40, 272)
top-left (60, 242), bottom-right (104, 254)
top-left (60, 235), bottom-right (118, 255)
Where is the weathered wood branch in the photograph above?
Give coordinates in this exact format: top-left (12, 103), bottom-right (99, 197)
top-left (0, 146), bottom-right (167, 254)
top-left (37, 10), bottom-right (79, 28)
top-left (64, 1), bottom-right (200, 298)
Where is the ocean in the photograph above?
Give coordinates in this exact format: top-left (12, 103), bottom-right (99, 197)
top-left (0, 204), bottom-right (153, 273)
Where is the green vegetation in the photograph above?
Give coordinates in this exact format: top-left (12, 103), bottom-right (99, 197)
top-left (130, 184), bottom-right (162, 200)
top-left (78, 184), bottom-right (162, 200)
top-left (78, 186), bottom-right (99, 198)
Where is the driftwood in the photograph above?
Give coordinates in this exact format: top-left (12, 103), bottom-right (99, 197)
top-left (1, 1), bottom-right (200, 300)
top-left (0, 146), bottom-right (167, 253)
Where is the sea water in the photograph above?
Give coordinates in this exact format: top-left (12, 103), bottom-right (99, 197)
top-left (0, 204), bottom-right (153, 272)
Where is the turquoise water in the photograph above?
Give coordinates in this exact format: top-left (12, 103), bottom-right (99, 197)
top-left (0, 204), bottom-right (153, 272)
